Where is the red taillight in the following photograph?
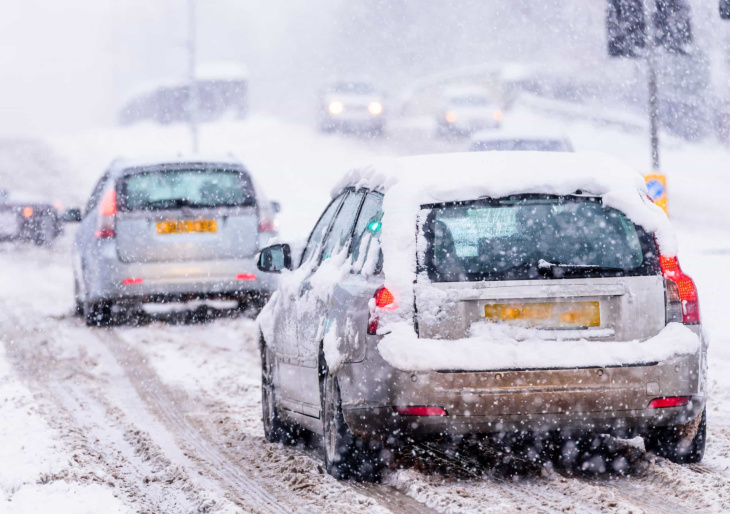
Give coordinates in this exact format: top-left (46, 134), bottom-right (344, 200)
top-left (99, 190), bottom-right (117, 216)
top-left (394, 406), bottom-right (447, 416)
top-left (95, 190), bottom-right (117, 238)
top-left (660, 255), bottom-right (699, 324)
top-left (368, 287), bottom-right (395, 335)
top-left (121, 277), bottom-right (143, 285)
top-left (236, 273), bottom-right (257, 281)
top-left (648, 396), bottom-right (691, 409)
top-left (258, 219), bottom-right (277, 233)
top-left (374, 287), bottom-right (395, 308)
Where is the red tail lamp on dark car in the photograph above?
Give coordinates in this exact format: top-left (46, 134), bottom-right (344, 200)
top-left (394, 406), bottom-right (448, 416)
top-left (648, 396), bottom-right (691, 409)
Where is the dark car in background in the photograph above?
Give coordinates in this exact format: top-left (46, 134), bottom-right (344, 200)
top-left (0, 189), bottom-right (67, 246)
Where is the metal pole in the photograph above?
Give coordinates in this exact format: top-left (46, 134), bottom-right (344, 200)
top-left (188, 0), bottom-right (199, 153)
top-left (644, 0), bottom-right (660, 172)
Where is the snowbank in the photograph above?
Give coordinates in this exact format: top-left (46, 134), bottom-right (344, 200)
top-left (377, 322), bottom-right (699, 372)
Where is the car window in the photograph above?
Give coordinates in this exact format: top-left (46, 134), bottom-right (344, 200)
top-left (350, 193), bottom-right (383, 273)
top-left (320, 191), bottom-right (365, 263)
top-left (119, 169), bottom-right (255, 211)
top-left (300, 193), bottom-right (346, 266)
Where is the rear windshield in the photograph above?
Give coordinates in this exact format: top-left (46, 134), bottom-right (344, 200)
top-left (470, 139), bottom-right (570, 152)
top-left (422, 196), bottom-right (659, 282)
top-left (119, 169), bottom-right (255, 211)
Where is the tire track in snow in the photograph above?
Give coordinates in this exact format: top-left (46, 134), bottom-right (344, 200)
top-left (101, 327), bottom-right (294, 514)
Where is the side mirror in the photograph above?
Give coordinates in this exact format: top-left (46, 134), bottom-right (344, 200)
top-left (270, 201), bottom-right (281, 213)
top-left (62, 208), bottom-right (82, 223)
top-left (257, 243), bottom-right (292, 273)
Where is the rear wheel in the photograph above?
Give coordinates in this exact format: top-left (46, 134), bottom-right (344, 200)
top-left (260, 339), bottom-right (299, 445)
top-left (644, 408), bottom-right (706, 463)
top-left (84, 300), bottom-right (113, 327)
top-left (320, 358), bottom-right (382, 481)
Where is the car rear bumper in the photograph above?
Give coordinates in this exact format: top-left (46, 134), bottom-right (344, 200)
top-left (339, 346), bottom-right (706, 442)
top-left (85, 253), bottom-right (277, 303)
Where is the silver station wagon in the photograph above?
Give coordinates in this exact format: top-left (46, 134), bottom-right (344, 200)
top-left (256, 152), bottom-right (706, 481)
top-left (73, 156), bottom-right (278, 325)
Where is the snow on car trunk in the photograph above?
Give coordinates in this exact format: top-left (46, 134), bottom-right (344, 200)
top-left (336, 152), bottom-right (680, 371)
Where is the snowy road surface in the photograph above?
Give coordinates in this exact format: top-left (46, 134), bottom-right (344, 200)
top-left (1, 109), bottom-right (730, 512)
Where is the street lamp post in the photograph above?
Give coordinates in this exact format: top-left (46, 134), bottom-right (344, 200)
top-left (643, 0), bottom-right (661, 172)
top-left (188, 0), bottom-right (199, 153)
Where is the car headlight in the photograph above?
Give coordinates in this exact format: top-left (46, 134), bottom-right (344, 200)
top-left (445, 111), bottom-right (457, 123)
top-left (328, 101), bottom-right (344, 115)
top-left (368, 101), bottom-right (383, 116)
top-left (493, 109), bottom-right (503, 122)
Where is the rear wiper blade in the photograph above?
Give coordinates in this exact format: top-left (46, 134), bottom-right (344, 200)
top-left (537, 259), bottom-right (622, 276)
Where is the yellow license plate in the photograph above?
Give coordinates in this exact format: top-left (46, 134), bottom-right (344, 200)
top-left (484, 301), bottom-right (600, 328)
top-left (156, 219), bottom-right (218, 235)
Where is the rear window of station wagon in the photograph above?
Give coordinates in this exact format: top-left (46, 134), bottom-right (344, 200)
top-left (422, 195), bottom-right (660, 282)
top-left (118, 168), bottom-right (256, 212)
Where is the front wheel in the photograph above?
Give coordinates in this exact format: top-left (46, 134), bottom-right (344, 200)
top-left (644, 407), bottom-right (706, 463)
top-left (321, 360), bottom-right (382, 481)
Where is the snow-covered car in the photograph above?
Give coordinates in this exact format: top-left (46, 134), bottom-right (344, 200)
top-left (469, 130), bottom-right (574, 152)
top-left (318, 81), bottom-right (385, 135)
top-left (436, 85), bottom-right (502, 137)
top-left (73, 156), bottom-right (279, 326)
top-left (0, 189), bottom-right (64, 246)
top-left (256, 152), bottom-right (707, 480)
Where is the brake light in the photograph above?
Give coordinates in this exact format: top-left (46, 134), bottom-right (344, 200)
top-left (394, 406), bottom-right (447, 416)
top-left (367, 287), bottom-right (395, 335)
top-left (121, 277), bottom-right (143, 285)
top-left (648, 396), bottom-right (691, 409)
top-left (236, 273), bottom-right (257, 281)
top-left (660, 255), bottom-right (699, 324)
top-left (95, 190), bottom-right (117, 238)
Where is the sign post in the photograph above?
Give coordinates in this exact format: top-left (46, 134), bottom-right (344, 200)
top-left (645, 173), bottom-right (668, 214)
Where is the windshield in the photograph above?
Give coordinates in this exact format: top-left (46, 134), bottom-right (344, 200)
top-left (471, 139), bottom-right (570, 152)
top-left (329, 82), bottom-right (374, 94)
top-left (449, 95), bottom-right (492, 106)
top-left (422, 196), bottom-right (658, 282)
top-left (119, 169), bottom-right (256, 211)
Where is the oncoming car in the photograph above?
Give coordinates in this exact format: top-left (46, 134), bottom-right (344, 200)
top-left (256, 152), bottom-right (706, 481)
top-left (73, 156), bottom-right (279, 326)
top-left (318, 81), bottom-right (385, 135)
top-left (437, 85), bottom-right (502, 137)
top-left (0, 189), bottom-right (64, 246)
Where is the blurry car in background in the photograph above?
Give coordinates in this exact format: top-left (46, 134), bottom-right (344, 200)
top-left (318, 81), bottom-right (385, 135)
top-left (469, 131), bottom-right (574, 152)
top-left (73, 156), bottom-right (279, 326)
top-left (0, 189), bottom-right (66, 246)
top-left (436, 85), bottom-right (502, 137)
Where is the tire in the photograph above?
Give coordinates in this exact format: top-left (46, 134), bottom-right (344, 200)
top-left (260, 339), bottom-right (299, 445)
top-left (320, 358), bottom-right (382, 481)
top-left (644, 407), bottom-right (706, 464)
top-left (84, 300), bottom-right (113, 327)
top-left (73, 280), bottom-right (84, 317)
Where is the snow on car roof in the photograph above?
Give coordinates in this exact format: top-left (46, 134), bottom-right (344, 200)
top-left (443, 85), bottom-right (491, 98)
top-left (110, 154), bottom-right (246, 173)
top-left (335, 151), bottom-right (677, 304)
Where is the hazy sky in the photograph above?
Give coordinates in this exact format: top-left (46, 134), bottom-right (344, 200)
top-left (0, 0), bottom-right (726, 138)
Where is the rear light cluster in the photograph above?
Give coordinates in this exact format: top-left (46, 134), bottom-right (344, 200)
top-left (394, 406), bottom-right (447, 416)
top-left (648, 396), bottom-right (691, 409)
top-left (367, 287), bottom-right (395, 335)
top-left (660, 255), bottom-right (699, 324)
top-left (95, 190), bottom-right (117, 238)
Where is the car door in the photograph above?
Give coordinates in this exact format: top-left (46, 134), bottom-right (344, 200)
top-left (271, 192), bottom-right (345, 410)
top-left (297, 190), bottom-right (366, 413)
top-left (328, 190), bottom-right (384, 333)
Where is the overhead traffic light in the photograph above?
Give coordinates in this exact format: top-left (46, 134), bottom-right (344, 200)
top-left (607, 0), bottom-right (646, 57)
top-left (721, 0), bottom-right (730, 20)
top-left (607, 0), bottom-right (692, 57)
